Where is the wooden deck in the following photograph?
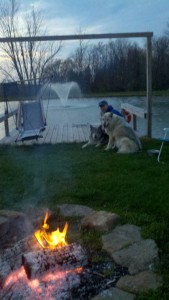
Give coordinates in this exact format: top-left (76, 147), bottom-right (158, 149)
top-left (0, 124), bottom-right (90, 145)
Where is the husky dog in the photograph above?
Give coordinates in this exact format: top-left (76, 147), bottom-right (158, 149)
top-left (82, 125), bottom-right (109, 148)
top-left (101, 112), bottom-right (142, 153)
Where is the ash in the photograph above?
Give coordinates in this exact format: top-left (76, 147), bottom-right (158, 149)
top-left (1, 260), bottom-right (128, 300)
top-left (0, 246), bottom-right (128, 300)
top-left (71, 259), bottom-right (128, 300)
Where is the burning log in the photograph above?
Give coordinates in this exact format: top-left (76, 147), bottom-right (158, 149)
top-left (22, 243), bottom-right (87, 279)
top-left (0, 235), bottom-right (39, 263)
top-left (0, 262), bottom-right (11, 288)
top-left (0, 235), bottom-right (39, 287)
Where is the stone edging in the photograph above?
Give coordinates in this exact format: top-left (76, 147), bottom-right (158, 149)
top-left (0, 206), bottom-right (163, 300)
top-left (57, 204), bottom-right (163, 300)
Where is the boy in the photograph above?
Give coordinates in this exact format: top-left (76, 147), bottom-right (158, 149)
top-left (99, 100), bottom-right (123, 117)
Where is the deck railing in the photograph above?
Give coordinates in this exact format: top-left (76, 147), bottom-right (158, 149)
top-left (0, 109), bottom-right (17, 137)
top-left (121, 103), bottom-right (147, 131)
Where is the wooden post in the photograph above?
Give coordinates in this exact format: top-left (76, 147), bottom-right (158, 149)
top-left (0, 109), bottom-right (17, 138)
top-left (133, 114), bottom-right (137, 131)
top-left (146, 36), bottom-right (153, 138)
top-left (4, 111), bottom-right (10, 137)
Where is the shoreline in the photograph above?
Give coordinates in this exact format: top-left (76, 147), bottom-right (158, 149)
top-left (1, 90), bottom-right (169, 102)
top-left (84, 90), bottom-right (169, 98)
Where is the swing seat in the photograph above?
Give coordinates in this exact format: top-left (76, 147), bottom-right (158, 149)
top-left (16, 100), bottom-right (46, 142)
top-left (157, 128), bottom-right (169, 162)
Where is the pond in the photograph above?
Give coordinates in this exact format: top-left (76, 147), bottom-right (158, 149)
top-left (0, 96), bottom-right (169, 140)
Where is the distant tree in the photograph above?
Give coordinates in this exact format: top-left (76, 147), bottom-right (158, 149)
top-left (44, 59), bottom-right (63, 82)
top-left (45, 58), bottom-right (76, 82)
top-left (0, 0), bottom-right (62, 89)
top-left (88, 42), bottom-right (109, 92)
top-left (165, 20), bottom-right (169, 36)
top-left (72, 29), bottom-right (89, 74)
top-left (152, 36), bottom-right (169, 90)
top-left (44, 36), bottom-right (147, 93)
top-left (107, 39), bottom-right (129, 91)
top-left (125, 43), bottom-right (146, 91)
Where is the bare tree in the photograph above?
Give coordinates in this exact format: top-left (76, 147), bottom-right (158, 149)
top-left (71, 28), bottom-right (89, 74)
top-left (0, 0), bottom-right (62, 88)
top-left (153, 36), bottom-right (169, 89)
top-left (45, 58), bottom-right (76, 82)
top-left (165, 20), bottom-right (169, 37)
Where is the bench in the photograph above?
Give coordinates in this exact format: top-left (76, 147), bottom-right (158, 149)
top-left (121, 103), bottom-right (147, 131)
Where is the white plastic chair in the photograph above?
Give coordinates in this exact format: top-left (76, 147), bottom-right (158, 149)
top-left (157, 128), bottom-right (169, 162)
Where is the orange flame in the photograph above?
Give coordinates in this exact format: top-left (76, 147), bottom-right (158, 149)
top-left (34, 211), bottom-right (68, 249)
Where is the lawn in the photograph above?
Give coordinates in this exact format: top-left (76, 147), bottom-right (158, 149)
top-left (0, 139), bottom-right (169, 299)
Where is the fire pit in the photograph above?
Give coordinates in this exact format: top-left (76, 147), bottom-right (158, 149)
top-left (0, 211), bottom-right (128, 299)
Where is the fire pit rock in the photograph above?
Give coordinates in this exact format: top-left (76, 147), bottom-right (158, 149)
top-left (57, 204), bottom-right (95, 217)
top-left (81, 210), bottom-right (121, 232)
top-left (100, 224), bottom-right (163, 296)
top-left (102, 224), bottom-right (142, 254)
top-left (91, 287), bottom-right (136, 300)
top-left (0, 215), bottom-right (9, 237)
top-left (111, 239), bottom-right (159, 275)
top-left (101, 225), bottom-right (159, 275)
top-left (0, 210), bottom-right (33, 250)
top-left (116, 270), bottom-right (163, 293)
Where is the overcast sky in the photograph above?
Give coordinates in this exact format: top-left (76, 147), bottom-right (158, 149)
top-left (20, 0), bottom-right (169, 37)
top-left (0, 0), bottom-right (169, 79)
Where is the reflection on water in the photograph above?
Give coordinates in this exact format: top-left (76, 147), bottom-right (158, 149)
top-left (0, 97), bottom-right (169, 140)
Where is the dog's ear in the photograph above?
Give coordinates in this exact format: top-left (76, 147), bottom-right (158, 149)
top-left (110, 112), bottom-right (113, 118)
top-left (90, 125), bottom-right (93, 129)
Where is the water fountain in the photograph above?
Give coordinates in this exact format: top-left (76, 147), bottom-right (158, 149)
top-left (50, 81), bottom-right (82, 107)
top-left (36, 81), bottom-right (95, 126)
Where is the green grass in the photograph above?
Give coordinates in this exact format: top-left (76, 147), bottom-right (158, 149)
top-left (0, 139), bottom-right (169, 299)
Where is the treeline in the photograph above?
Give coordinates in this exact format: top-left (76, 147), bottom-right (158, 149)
top-left (1, 1), bottom-right (169, 95)
top-left (45, 36), bottom-right (169, 94)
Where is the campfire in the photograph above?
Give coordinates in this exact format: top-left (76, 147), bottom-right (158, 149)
top-left (0, 210), bottom-right (128, 299)
top-left (34, 210), bottom-right (68, 249)
top-left (0, 211), bottom-right (87, 299)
